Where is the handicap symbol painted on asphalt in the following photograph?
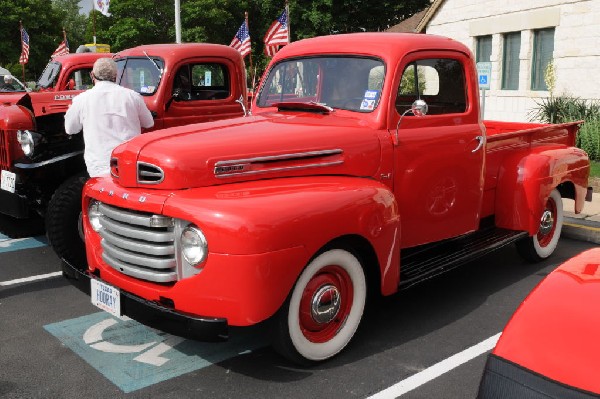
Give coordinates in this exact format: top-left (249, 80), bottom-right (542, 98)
top-left (44, 312), bottom-right (268, 393)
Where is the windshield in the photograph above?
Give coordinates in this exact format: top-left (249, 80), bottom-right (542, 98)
top-left (257, 56), bottom-right (385, 112)
top-left (115, 57), bottom-right (164, 95)
top-left (37, 61), bottom-right (61, 89)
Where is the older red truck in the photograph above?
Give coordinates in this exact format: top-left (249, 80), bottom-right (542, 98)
top-left (0, 52), bottom-right (112, 235)
top-left (63, 33), bottom-right (591, 364)
top-left (0, 43), bottom-right (247, 268)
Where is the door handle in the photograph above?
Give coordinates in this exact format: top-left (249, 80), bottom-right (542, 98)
top-left (472, 135), bottom-right (485, 153)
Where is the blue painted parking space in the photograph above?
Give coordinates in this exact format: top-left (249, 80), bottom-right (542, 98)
top-left (44, 312), bottom-right (269, 393)
top-left (0, 234), bottom-right (47, 253)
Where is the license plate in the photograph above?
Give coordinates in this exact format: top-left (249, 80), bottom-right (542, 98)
top-left (91, 279), bottom-right (121, 317)
top-left (0, 170), bottom-right (16, 193)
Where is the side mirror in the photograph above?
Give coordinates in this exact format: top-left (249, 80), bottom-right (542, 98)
top-left (411, 99), bottom-right (428, 116)
top-left (394, 99), bottom-right (429, 146)
top-left (67, 79), bottom-right (75, 90)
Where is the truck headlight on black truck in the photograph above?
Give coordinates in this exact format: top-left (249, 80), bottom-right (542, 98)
top-left (180, 225), bottom-right (208, 266)
top-left (16, 130), bottom-right (42, 156)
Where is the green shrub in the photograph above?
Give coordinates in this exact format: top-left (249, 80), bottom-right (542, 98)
top-left (529, 95), bottom-right (600, 160)
top-left (577, 118), bottom-right (600, 161)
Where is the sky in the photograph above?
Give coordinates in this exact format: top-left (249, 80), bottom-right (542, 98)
top-left (78, 0), bottom-right (92, 14)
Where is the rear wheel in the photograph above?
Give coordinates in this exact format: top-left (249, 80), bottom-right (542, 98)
top-left (272, 248), bottom-right (367, 365)
top-left (516, 189), bottom-right (563, 262)
top-left (46, 174), bottom-right (88, 270)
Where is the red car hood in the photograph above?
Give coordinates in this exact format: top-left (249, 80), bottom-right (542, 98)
top-left (0, 92), bottom-right (27, 105)
top-left (493, 248), bottom-right (600, 394)
top-left (111, 111), bottom-right (383, 190)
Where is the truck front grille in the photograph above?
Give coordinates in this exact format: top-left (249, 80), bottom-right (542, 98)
top-left (97, 203), bottom-right (177, 283)
top-left (0, 129), bottom-right (10, 170)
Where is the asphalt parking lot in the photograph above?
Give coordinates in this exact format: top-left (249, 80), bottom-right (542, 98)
top-left (0, 232), bottom-right (595, 399)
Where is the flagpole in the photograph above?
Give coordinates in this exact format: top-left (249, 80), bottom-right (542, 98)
top-left (175, 0), bottom-right (182, 43)
top-left (245, 11), bottom-right (255, 92)
top-left (91, 0), bottom-right (96, 44)
top-left (285, 0), bottom-right (290, 44)
top-left (19, 21), bottom-right (25, 82)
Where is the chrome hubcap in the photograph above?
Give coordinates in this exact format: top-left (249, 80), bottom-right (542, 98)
top-left (539, 209), bottom-right (554, 235)
top-left (311, 284), bottom-right (341, 324)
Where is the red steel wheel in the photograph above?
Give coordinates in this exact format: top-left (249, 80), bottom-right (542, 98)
top-left (516, 189), bottom-right (563, 262)
top-left (274, 248), bottom-right (367, 364)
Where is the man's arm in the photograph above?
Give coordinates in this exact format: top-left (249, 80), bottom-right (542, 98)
top-left (64, 98), bottom-right (83, 135)
top-left (136, 94), bottom-right (154, 129)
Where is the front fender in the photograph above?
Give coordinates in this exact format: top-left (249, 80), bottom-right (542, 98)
top-left (495, 146), bottom-right (589, 235)
top-left (0, 104), bottom-right (35, 166)
top-left (163, 175), bottom-right (401, 293)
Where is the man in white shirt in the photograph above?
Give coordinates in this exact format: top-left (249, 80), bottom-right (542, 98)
top-left (64, 57), bottom-right (154, 177)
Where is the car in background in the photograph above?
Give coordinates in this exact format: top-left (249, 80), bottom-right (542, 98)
top-left (478, 247), bottom-right (600, 398)
top-left (0, 67), bottom-right (29, 93)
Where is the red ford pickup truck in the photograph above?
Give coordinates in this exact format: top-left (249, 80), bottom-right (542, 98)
top-left (63, 33), bottom-right (591, 365)
top-left (0, 44), bottom-right (247, 269)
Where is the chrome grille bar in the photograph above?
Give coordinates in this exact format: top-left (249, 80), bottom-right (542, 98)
top-left (102, 252), bottom-right (177, 283)
top-left (101, 240), bottom-right (175, 269)
top-left (99, 215), bottom-right (174, 242)
top-left (99, 228), bottom-right (174, 256)
top-left (97, 202), bottom-right (177, 283)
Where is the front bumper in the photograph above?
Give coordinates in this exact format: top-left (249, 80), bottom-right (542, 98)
top-left (477, 354), bottom-right (599, 399)
top-left (0, 187), bottom-right (30, 218)
top-left (61, 258), bottom-right (229, 342)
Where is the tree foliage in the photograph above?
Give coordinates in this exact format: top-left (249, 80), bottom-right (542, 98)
top-left (0, 0), bottom-right (430, 81)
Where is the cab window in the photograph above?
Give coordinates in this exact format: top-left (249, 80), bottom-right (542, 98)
top-left (396, 58), bottom-right (466, 115)
top-left (172, 63), bottom-right (230, 101)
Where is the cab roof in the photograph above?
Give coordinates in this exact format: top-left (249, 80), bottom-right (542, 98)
top-left (273, 32), bottom-right (473, 64)
top-left (51, 52), bottom-right (113, 68)
top-left (114, 43), bottom-right (243, 64)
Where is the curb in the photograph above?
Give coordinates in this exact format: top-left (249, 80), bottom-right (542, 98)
top-left (562, 217), bottom-right (600, 245)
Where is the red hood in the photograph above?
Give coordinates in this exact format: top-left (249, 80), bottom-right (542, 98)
top-left (0, 92), bottom-right (27, 105)
top-left (111, 111), bottom-right (383, 190)
top-left (493, 248), bottom-right (600, 394)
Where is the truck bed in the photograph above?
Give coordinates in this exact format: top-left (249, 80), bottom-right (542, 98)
top-left (482, 120), bottom-right (584, 217)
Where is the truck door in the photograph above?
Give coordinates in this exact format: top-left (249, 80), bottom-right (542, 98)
top-left (391, 52), bottom-right (485, 248)
top-left (163, 60), bottom-right (243, 128)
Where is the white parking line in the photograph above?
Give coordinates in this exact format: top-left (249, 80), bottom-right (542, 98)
top-left (0, 271), bottom-right (63, 286)
top-left (366, 333), bottom-right (501, 398)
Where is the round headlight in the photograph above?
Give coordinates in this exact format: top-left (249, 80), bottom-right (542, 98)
top-left (180, 226), bottom-right (208, 266)
top-left (88, 200), bottom-right (103, 232)
top-left (16, 130), bottom-right (34, 156)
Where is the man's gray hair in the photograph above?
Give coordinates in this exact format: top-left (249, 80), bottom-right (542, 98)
top-left (92, 58), bottom-right (117, 82)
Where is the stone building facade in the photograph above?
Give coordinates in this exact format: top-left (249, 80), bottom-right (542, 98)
top-left (394, 0), bottom-right (600, 122)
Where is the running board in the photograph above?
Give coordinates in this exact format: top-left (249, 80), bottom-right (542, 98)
top-left (399, 228), bottom-right (528, 288)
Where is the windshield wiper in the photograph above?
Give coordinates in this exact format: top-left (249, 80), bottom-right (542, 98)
top-left (273, 101), bottom-right (334, 114)
top-left (143, 51), bottom-right (163, 80)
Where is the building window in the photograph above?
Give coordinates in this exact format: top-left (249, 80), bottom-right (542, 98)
top-left (476, 35), bottom-right (492, 63)
top-left (502, 32), bottom-right (521, 90)
top-left (531, 28), bottom-right (555, 91)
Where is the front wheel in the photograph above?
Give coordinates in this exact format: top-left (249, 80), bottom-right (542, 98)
top-left (272, 248), bottom-right (367, 365)
top-left (516, 189), bottom-right (563, 262)
top-left (46, 174), bottom-right (88, 270)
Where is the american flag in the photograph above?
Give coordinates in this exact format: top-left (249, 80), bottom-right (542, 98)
top-left (19, 28), bottom-right (30, 65)
top-left (230, 20), bottom-right (251, 58)
top-left (52, 37), bottom-right (70, 58)
top-left (263, 8), bottom-right (289, 57)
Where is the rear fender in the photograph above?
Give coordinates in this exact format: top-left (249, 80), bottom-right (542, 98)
top-left (495, 147), bottom-right (590, 235)
top-left (163, 176), bottom-right (402, 296)
top-left (0, 104), bottom-right (35, 166)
